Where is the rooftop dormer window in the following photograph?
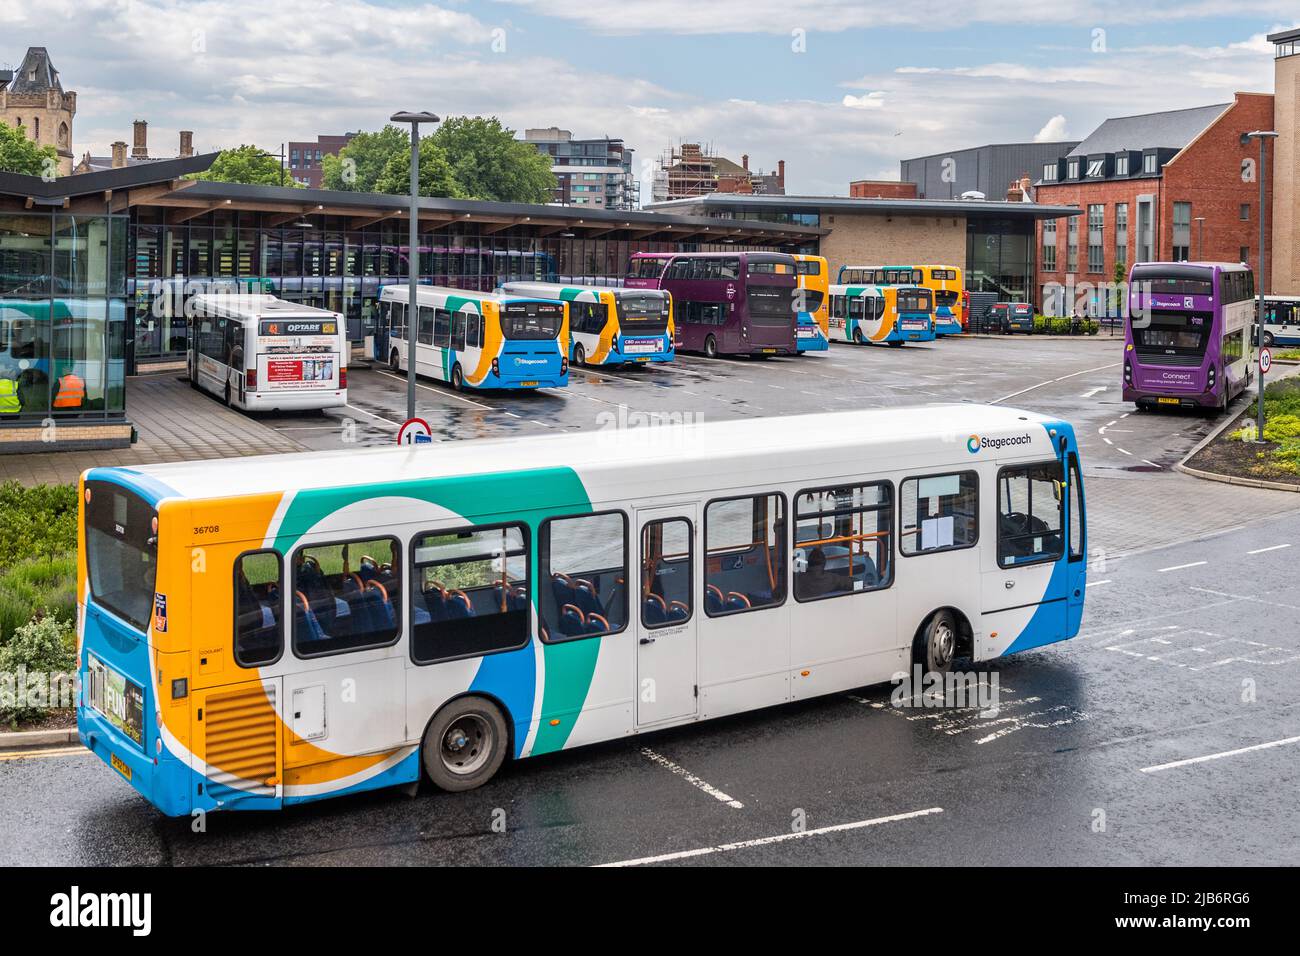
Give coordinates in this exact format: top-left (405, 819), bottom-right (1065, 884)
top-left (1115, 154), bottom-right (1129, 175)
top-left (1087, 159), bottom-right (1104, 177)
top-left (1067, 159), bottom-right (1080, 179)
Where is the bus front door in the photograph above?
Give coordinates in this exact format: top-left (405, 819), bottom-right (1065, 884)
top-left (635, 507), bottom-right (699, 727)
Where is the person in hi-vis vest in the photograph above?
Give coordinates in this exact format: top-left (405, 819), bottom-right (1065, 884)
top-left (0, 366), bottom-right (20, 415)
top-left (53, 370), bottom-right (86, 409)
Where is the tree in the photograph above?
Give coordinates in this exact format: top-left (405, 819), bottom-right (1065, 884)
top-left (429, 116), bottom-right (555, 203)
top-left (322, 126), bottom-right (410, 192)
top-left (0, 121), bottom-right (58, 176)
top-left (191, 145), bottom-right (301, 187)
top-left (373, 140), bottom-right (461, 198)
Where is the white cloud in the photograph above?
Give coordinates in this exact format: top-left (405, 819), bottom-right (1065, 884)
top-left (1035, 114), bottom-right (1069, 142)
top-left (842, 92), bottom-right (885, 110)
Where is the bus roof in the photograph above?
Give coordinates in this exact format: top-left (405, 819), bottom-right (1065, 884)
top-left (189, 294), bottom-right (342, 321)
top-left (87, 404), bottom-right (1064, 506)
top-left (380, 285), bottom-right (548, 305)
top-left (499, 281), bottom-right (665, 302)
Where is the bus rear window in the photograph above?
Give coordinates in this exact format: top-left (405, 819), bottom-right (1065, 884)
top-left (617, 293), bottom-right (670, 324)
top-left (747, 286), bottom-right (794, 325)
top-left (85, 481), bottom-right (158, 632)
top-left (897, 289), bottom-right (932, 313)
top-left (503, 302), bottom-right (562, 340)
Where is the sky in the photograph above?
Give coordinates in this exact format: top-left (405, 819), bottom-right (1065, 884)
top-left (2, 1), bottom-right (1296, 198)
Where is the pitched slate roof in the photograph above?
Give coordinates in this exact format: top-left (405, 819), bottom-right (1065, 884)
top-left (1, 47), bottom-right (64, 94)
top-left (1067, 103), bottom-right (1230, 157)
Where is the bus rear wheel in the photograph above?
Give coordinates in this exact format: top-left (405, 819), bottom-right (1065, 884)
top-left (450, 363), bottom-right (465, 391)
top-left (704, 335), bottom-right (718, 358)
top-left (421, 696), bottom-right (508, 792)
top-left (1263, 331), bottom-right (1275, 348)
top-left (852, 328), bottom-right (865, 345)
top-left (913, 609), bottom-right (958, 675)
top-left (389, 348), bottom-right (401, 372)
top-left (573, 343), bottom-right (586, 366)
top-left (223, 380), bottom-right (232, 407)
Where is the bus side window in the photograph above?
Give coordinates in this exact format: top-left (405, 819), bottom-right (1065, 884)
top-left (996, 462), bottom-right (1064, 568)
top-left (794, 482), bottom-right (893, 602)
top-left (1068, 453), bottom-right (1085, 562)
top-left (235, 550), bottom-right (283, 667)
top-left (451, 313), bottom-right (467, 351)
top-left (417, 306), bottom-right (434, 346)
top-left (704, 493), bottom-right (787, 616)
top-left (410, 524), bottom-right (529, 664)
top-left (434, 308), bottom-right (451, 348)
top-left (292, 537), bottom-right (401, 657)
top-left (540, 512), bottom-right (628, 641)
top-left (900, 472), bottom-right (979, 556)
top-left (641, 518), bottom-right (693, 629)
top-left (466, 312), bottom-right (481, 348)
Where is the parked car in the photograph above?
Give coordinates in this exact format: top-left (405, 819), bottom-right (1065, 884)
top-left (990, 302), bottom-right (1035, 334)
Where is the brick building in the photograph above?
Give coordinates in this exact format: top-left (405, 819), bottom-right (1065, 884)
top-left (848, 180), bottom-right (918, 199)
top-left (0, 47), bottom-right (77, 175)
top-left (287, 133), bottom-right (356, 188)
top-left (1034, 93), bottom-right (1274, 314)
top-left (1269, 28), bottom-right (1300, 295)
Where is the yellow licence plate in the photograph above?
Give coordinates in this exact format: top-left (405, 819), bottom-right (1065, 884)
top-left (520, 381), bottom-right (539, 387)
top-left (762, 348), bottom-right (777, 354)
top-left (1157, 397), bottom-right (1181, 405)
top-left (110, 752), bottom-right (132, 780)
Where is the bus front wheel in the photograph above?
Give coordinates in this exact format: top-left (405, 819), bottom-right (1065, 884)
top-left (913, 609), bottom-right (958, 674)
top-left (421, 696), bottom-right (509, 792)
top-left (704, 335), bottom-right (718, 359)
top-left (389, 348), bottom-right (401, 372)
top-left (1263, 331), bottom-right (1275, 348)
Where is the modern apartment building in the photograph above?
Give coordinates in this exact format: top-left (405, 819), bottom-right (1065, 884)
top-left (522, 127), bottom-right (638, 210)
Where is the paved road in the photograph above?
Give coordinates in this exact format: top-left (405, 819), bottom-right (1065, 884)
top-left (4, 333), bottom-right (1298, 866)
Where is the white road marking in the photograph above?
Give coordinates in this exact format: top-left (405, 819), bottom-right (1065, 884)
top-left (1082, 387), bottom-right (1108, 399)
top-left (1248, 544), bottom-right (1292, 555)
top-left (991, 362), bottom-right (1121, 404)
top-left (1140, 735), bottom-right (1300, 773)
top-left (373, 369), bottom-right (493, 410)
top-left (1103, 437), bottom-right (1113, 445)
top-left (1157, 561), bottom-right (1207, 573)
top-left (1141, 460), bottom-right (1161, 468)
top-left (640, 748), bottom-right (744, 809)
top-left (1117, 447), bottom-right (1133, 456)
top-left (596, 807), bottom-right (943, 867)
top-left (1086, 579), bottom-right (1112, 587)
top-left (503, 411), bottom-right (521, 418)
top-left (528, 420), bottom-right (552, 428)
top-left (344, 404), bottom-right (401, 428)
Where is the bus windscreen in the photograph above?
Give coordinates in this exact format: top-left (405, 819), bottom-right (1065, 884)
top-left (503, 302), bottom-right (563, 339)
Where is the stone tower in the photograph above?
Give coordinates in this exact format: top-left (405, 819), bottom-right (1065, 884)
top-left (0, 47), bottom-right (77, 176)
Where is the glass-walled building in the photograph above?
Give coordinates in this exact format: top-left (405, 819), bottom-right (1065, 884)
top-left (0, 159), bottom-right (818, 450)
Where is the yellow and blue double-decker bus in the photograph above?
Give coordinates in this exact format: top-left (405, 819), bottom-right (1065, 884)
top-left (499, 281), bottom-right (674, 368)
top-left (793, 254), bottom-right (830, 352)
top-left (838, 264), bottom-right (964, 335)
top-left (378, 285), bottom-right (568, 391)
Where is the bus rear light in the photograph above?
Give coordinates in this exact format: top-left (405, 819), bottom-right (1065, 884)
top-left (1124, 361), bottom-right (1132, 384)
top-left (245, 368), bottom-right (257, 389)
top-left (561, 357), bottom-right (568, 374)
top-left (339, 368), bottom-right (347, 389)
top-left (491, 357), bottom-right (500, 377)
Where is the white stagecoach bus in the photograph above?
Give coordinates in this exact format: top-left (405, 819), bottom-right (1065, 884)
top-left (187, 294), bottom-right (347, 411)
top-left (76, 404), bottom-right (1086, 814)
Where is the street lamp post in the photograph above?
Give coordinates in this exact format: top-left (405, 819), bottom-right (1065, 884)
top-left (1247, 130), bottom-right (1277, 443)
top-left (389, 111), bottom-right (440, 423)
top-left (1194, 216), bottom-right (1205, 260)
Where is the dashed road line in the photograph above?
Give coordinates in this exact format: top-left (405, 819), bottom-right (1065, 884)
top-left (1248, 544), bottom-right (1292, 555)
top-left (640, 747), bottom-right (744, 809)
top-left (1140, 735), bottom-right (1300, 774)
top-left (373, 369), bottom-right (493, 410)
top-left (595, 807), bottom-right (943, 867)
top-left (1158, 561), bottom-right (1207, 573)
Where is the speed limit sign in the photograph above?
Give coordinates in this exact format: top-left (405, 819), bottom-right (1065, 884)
top-left (1260, 347), bottom-right (1273, 375)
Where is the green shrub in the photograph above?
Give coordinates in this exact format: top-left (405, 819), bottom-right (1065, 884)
top-left (1050, 317), bottom-right (1072, 335)
top-left (0, 612), bottom-right (76, 725)
top-left (0, 553), bottom-right (76, 644)
top-left (0, 482), bottom-right (78, 570)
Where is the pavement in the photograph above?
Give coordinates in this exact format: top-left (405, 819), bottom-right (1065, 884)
top-left (3, 333), bottom-right (1299, 866)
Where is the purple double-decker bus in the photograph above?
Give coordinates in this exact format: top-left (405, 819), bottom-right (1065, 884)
top-left (1124, 261), bottom-right (1255, 414)
top-left (628, 251), bottom-right (798, 357)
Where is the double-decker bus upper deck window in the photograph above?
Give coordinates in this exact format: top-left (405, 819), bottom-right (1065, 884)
top-left (84, 481), bottom-right (159, 632)
top-left (748, 260), bottom-right (794, 275)
top-left (796, 259), bottom-right (822, 276)
top-left (503, 302), bottom-right (562, 339)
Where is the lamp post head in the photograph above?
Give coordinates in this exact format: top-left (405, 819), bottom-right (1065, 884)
top-left (1246, 130), bottom-right (1279, 140)
top-left (390, 111), bottom-right (441, 126)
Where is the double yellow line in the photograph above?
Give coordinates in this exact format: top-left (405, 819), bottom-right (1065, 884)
top-left (0, 746), bottom-right (88, 762)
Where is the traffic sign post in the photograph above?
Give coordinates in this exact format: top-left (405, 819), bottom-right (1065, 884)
top-left (1257, 347), bottom-right (1271, 442)
top-left (398, 417), bottom-right (433, 446)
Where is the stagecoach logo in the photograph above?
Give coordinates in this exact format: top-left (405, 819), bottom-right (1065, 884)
top-left (1184, 296), bottom-right (1194, 309)
top-left (513, 358), bottom-right (548, 367)
top-left (725, 284), bottom-right (737, 300)
top-left (968, 433), bottom-right (1033, 454)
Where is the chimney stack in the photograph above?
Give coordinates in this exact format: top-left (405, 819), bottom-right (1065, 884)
top-left (111, 141), bottom-right (128, 168)
top-left (742, 153), bottom-right (749, 171)
top-left (777, 159), bottom-right (785, 187)
top-left (179, 130), bottom-right (193, 158)
top-left (132, 119), bottom-right (148, 160)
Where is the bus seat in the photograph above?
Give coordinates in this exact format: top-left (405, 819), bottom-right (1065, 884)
top-left (706, 585), bottom-right (726, 615)
top-left (423, 585), bottom-right (448, 622)
top-left (642, 593), bottom-right (668, 626)
top-left (573, 579), bottom-right (602, 616)
top-left (365, 580), bottom-right (395, 631)
top-left (668, 600), bottom-right (690, 622)
top-left (559, 603), bottom-right (586, 637)
top-left (411, 588), bottom-right (432, 627)
top-left (726, 592), bottom-right (752, 612)
top-left (444, 590), bottom-right (473, 619)
top-left (585, 613), bottom-right (610, 635)
top-left (508, 586), bottom-right (530, 613)
top-left (294, 591), bottom-right (327, 642)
